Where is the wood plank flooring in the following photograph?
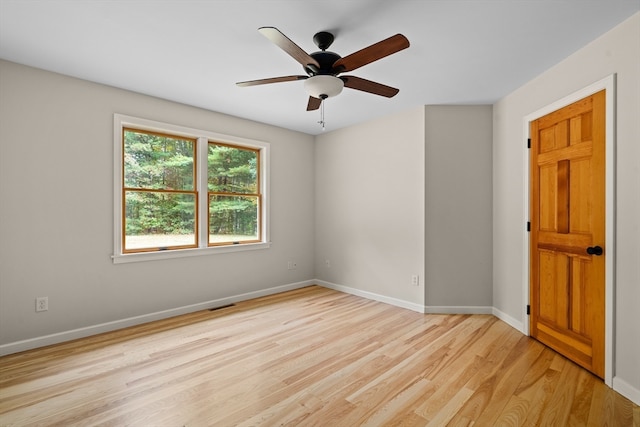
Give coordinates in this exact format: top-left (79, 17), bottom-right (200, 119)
top-left (1, 285), bottom-right (638, 426)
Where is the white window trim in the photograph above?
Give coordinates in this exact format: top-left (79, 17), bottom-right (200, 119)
top-left (112, 114), bottom-right (270, 264)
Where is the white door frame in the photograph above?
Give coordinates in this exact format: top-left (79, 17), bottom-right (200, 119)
top-left (521, 74), bottom-right (616, 386)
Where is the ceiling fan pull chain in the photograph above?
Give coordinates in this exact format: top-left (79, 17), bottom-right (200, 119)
top-left (318, 99), bottom-right (326, 131)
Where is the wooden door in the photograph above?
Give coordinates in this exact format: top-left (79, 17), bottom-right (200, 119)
top-left (530, 90), bottom-right (606, 378)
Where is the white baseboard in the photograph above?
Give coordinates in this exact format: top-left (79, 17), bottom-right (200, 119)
top-left (613, 376), bottom-right (640, 406)
top-left (316, 280), bottom-right (493, 316)
top-left (0, 280), bottom-right (314, 356)
top-left (315, 280), bottom-right (425, 313)
top-left (424, 306), bottom-right (494, 315)
top-left (492, 306), bottom-right (525, 333)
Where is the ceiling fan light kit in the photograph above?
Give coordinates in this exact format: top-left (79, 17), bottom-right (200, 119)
top-left (304, 75), bottom-right (344, 99)
top-left (237, 27), bottom-right (409, 130)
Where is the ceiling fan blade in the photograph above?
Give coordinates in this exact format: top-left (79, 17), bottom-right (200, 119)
top-left (332, 34), bottom-right (409, 73)
top-left (258, 27), bottom-right (321, 71)
top-left (236, 75), bottom-right (308, 87)
top-left (341, 76), bottom-right (399, 98)
top-left (307, 96), bottom-right (322, 111)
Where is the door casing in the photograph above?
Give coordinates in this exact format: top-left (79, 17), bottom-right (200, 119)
top-left (522, 74), bottom-right (616, 386)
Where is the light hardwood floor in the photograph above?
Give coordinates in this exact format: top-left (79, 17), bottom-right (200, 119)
top-left (1, 285), bottom-right (638, 426)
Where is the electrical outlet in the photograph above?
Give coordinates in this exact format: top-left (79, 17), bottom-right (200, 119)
top-left (411, 275), bottom-right (419, 286)
top-left (36, 297), bottom-right (48, 312)
top-left (325, 259), bottom-right (331, 268)
top-left (287, 260), bottom-right (297, 270)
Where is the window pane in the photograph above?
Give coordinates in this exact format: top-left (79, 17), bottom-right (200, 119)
top-left (209, 195), bottom-right (259, 244)
top-left (208, 144), bottom-right (257, 194)
top-left (124, 191), bottom-right (196, 251)
top-left (124, 129), bottom-right (194, 190)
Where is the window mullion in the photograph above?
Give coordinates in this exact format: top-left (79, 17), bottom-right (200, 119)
top-left (197, 137), bottom-right (209, 248)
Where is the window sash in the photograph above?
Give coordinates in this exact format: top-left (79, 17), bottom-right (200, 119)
top-left (123, 128), bottom-right (197, 191)
top-left (207, 141), bottom-right (260, 195)
top-left (208, 193), bottom-right (261, 246)
top-left (122, 189), bottom-right (198, 253)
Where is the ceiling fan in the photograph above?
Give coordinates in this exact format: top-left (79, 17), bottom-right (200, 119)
top-left (236, 27), bottom-right (410, 112)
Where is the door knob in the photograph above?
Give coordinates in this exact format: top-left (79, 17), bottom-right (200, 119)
top-left (586, 246), bottom-right (603, 256)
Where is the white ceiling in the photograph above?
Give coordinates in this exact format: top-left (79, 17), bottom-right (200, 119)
top-left (1, 1), bottom-right (638, 135)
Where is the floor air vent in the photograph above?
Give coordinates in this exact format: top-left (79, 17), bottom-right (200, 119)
top-left (209, 303), bottom-right (235, 312)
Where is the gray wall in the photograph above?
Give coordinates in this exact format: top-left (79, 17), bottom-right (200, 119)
top-left (314, 107), bottom-right (426, 308)
top-left (0, 60), bottom-right (316, 348)
top-left (425, 106), bottom-right (493, 308)
top-left (493, 12), bottom-right (639, 399)
top-left (314, 104), bottom-right (494, 312)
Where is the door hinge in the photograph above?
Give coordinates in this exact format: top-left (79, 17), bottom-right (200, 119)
top-left (527, 221), bottom-right (531, 232)
top-left (527, 305), bottom-right (531, 315)
top-left (527, 138), bottom-right (531, 149)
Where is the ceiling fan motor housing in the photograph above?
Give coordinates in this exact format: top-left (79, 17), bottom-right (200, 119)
top-left (304, 31), bottom-right (343, 76)
top-left (305, 51), bottom-right (342, 76)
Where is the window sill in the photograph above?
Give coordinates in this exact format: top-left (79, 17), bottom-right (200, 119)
top-left (112, 241), bottom-right (271, 264)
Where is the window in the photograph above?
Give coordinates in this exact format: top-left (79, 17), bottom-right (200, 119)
top-left (113, 114), bottom-right (269, 263)
top-left (208, 142), bottom-right (261, 246)
top-left (123, 129), bottom-right (198, 252)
